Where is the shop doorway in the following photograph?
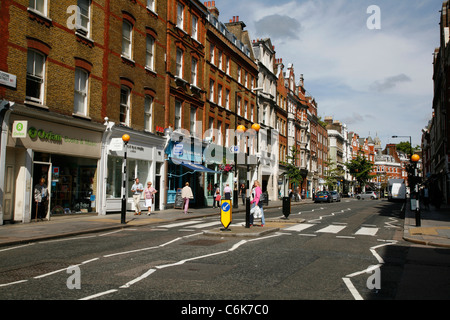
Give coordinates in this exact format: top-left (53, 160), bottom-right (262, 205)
top-left (155, 175), bottom-right (160, 210)
top-left (32, 162), bottom-right (51, 220)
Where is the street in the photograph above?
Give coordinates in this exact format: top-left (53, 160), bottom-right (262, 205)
top-left (0, 199), bottom-right (449, 306)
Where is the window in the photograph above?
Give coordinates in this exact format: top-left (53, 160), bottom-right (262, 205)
top-left (210, 44), bottom-right (215, 65)
top-left (226, 56), bottom-right (230, 74)
top-left (237, 66), bottom-right (241, 83)
top-left (144, 96), bottom-right (153, 132)
top-left (120, 86), bottom-right (130, 125)
top-left (26, 50), bottom-right (45, 104)
top-left (218, 50), bottom-right (223, 70)
top-left (245, 71), bottom-right (248, 87)
top-left (175, 100), bottom-right (182, 130)
top-left (176, 48), bottom-right (183, 78)
top-left (244, 100), bottom-right (248, 119)
top-left (122, 20), bottom-right (133, 59)
top-left (217, 120), bottom-right (223, 145)
top-left (177, 3), bottom-right (184, 30)
top-left (217, 84), bottom-right (222, 106)
top-left (77, 0), bottom-right (91, 36)
top-left (209, 80), bottom-right (215, 103)
top-left (237, 96), bottom-right (241, 116)
top-left (191, 57), bottom-right (198, 86)
top-left (191, 15), bottom-right (198, 40)
top-left (146, 35), bottom-right (155, 70)
top-left (74, 68), bottom-right (89, 115)
top-left (29, 0), bottom-right (46, 15)
top-left (190, 108), bottom-right (197, 135)
top-left (208, 117), bottom-right (214, 139)
top-left (225, 89), bottom-right (230, 109)
top-left (147, 0), bottom-right (155, 12)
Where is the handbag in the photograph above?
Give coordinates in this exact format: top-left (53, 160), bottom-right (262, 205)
top-left (250, 205), bottom-right (261, 218)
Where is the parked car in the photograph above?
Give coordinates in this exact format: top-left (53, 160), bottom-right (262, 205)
top-left (314, 191), bottom-right (332, 203)
top-left (357, 191), bottom-right (378, 200)
top-left (330, 191), bottom-right (341, 202)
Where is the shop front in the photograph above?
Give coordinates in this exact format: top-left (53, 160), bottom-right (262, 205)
top-left (4, 109), bottom-right (103, 223)
top-left (102, 126), bottom-right (165, 214)
top-left (166, 139), bottom-right (218, 208)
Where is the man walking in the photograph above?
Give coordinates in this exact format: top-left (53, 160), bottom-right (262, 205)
top-left (131, 178), bottom-right (144, 215)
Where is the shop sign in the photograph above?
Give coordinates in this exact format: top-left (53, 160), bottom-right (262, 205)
top-left (28, 127), bottom-right (62, 142)
top-left (12, 121), bottom-right (28, 138)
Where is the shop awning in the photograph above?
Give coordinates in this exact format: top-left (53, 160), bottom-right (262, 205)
top-left (177, 160), bottom-right (220, 174)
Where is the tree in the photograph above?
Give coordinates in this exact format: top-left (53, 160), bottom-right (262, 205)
top-left (324, 158), bottom-right (345, 190)
top-left (286, 146), bottom-right (303, 188)
top-left (396, 141), bottom-right (420, 156)
top-left (345, 155), bottom-right (374, 189)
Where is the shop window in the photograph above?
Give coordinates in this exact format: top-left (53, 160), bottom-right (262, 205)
top-left (107, 156), bottom-right (123, 198)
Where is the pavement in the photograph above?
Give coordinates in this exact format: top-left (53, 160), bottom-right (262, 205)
top-left (0, 198), bottom-right (449, 248)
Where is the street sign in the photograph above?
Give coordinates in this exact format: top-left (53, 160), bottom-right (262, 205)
top-left (229, 145), bottom-right (239, 153)
top-left (220, 200), bottom-right (232, 229)
top-left (109, 138), bottom-right (123, 151)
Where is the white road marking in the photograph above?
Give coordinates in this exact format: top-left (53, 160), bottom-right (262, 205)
top-left (355, 227), bottom-right (379, 236)
top-left (156, 220), bottom-right (203, 228)
top-left (316, 225), bottom-right (346, 234)
top-left (284, 224), bottom-right (315, 232)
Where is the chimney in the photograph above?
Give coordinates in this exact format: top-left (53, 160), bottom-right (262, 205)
top-left (205, 1), bottom-right (220, 18)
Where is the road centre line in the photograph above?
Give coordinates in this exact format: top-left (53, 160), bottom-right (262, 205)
top-left (81, 233), bottom-right (288, 300)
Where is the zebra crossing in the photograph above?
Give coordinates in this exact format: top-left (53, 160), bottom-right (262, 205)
top-left (153, 219), bottom-right (380, 238)
top-left (284, 222), bottom-right (379, 238)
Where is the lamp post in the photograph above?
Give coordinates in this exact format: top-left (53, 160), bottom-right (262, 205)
top-left (121, 134), bottom-right (130, 224)
top-left (411, 154), bottom-right (421, 226)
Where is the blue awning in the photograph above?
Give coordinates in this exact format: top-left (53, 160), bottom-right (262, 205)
top-left (180, 161), bottom-right (220, 173)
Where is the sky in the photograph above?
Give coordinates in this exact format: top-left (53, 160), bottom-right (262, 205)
top-left (215, 0), bottom-right (443, 148)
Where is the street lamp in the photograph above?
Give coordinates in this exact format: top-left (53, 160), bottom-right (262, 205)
top-left (121, 134), bottom-right (130, 224)
top-left (411, 154), bottom-right (421, 227)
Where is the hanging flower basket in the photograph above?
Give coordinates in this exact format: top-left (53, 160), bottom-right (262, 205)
top-left (219, 164), bottom-right (234, 172)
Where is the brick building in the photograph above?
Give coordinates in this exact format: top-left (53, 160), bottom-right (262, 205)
top-left (0, 0), bottom-right (168, 223)
top-left (164, 0), bottom-right (209, 208)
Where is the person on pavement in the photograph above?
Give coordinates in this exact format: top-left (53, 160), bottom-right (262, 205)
top-left (249, 180), bottom-right (265, 227)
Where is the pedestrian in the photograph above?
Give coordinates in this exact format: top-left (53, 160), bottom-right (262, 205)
top-left (240, 183), bottom-right (246, 205)
top-left (214, 187), bottom-right (221, 208)
top-left (144, 182), bottom-right (157, 215)
top-left (34, 177), bottom-right (48, 221)
top-left (131, 178), bottom-right (144, 215)
top-left (182, 182), bottom-right (194, 214)
top-left (224, 183), bottom-right (232, 200)
top-left (249, 180), bottom-right (265, 227)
